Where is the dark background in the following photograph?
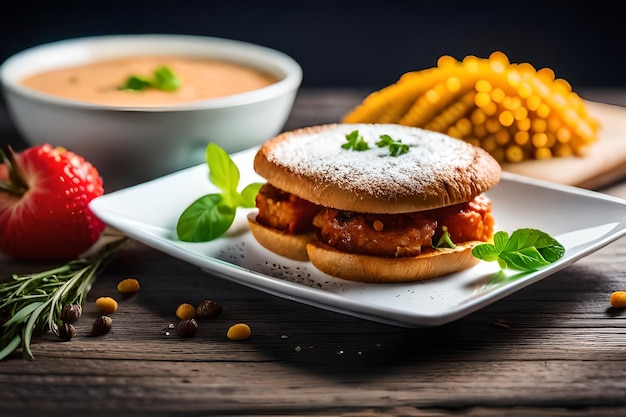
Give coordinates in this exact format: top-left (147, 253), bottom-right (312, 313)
top-left (1, 0), bottom-right (626, 90)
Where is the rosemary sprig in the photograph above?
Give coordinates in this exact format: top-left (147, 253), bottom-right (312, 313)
top-left (0, 236), bottom-right (128, 360)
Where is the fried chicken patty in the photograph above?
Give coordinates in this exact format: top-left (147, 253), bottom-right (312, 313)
top-left (255, 183), bottom-right (495, 258)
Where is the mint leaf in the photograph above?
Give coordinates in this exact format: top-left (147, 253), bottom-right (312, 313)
top-left (472, 228), bottom-right (564, 272)
top-left (177, 143), bottom-right (263, 242)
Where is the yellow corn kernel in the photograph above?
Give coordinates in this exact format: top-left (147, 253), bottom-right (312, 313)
top-left (610, 291), bottom-right (626, 308)
top-left (535, 147), bottom-right (553, 159)
top-left (517, 118), bottom-right (531, 131)
top-left (95, 297), bottom-right (118, 314)
top-left (446, 76), bottom-right (461, 93)
top-left (175, 303), bottom-right (196, 320)
top-left (498, 110), bottom-right (514, 127)
top-left (514, 131), bottom-right (530, 146)
top-left (227, 323), bottom-right (251, 341)
top-left (532, 133), bottom-right (549, 148)
top-left (505, 145), bottom-right (525, 162)
top-left (514, 106), bottom-right (528, 121)
top-left (531, 118), bottom-right (547, 133)
top-left (490, 88), bottom-right (505, 103)
top-left (554, 143), bottom-right (574, 157)
top-left (495, 129), bottom-right (510, 146)
top-left (117, 278), bottom-right (141, 294)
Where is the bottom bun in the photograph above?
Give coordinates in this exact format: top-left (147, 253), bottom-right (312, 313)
top-left (306, 240), bottom-right (482, 283)
top-left (247, 213), bottom-right (313, 262)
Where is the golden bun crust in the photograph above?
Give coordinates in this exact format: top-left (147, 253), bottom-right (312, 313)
top-left (254, 123), bottom-right (501, 213)
top-left (306, 240), bottom-right (481, 283)
top-left (247, 213), bottom-right (312, 262)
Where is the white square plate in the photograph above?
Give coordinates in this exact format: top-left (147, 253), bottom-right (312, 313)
top-left (90, 147), bottom-right (626, 327)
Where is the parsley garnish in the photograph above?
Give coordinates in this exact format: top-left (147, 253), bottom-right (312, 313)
top-left (119, 65), bottom-right (181, 92)
top-left (472, 228), bottom-right (565, 271)
top-left (342, 130), bottom-right (370, 151)
top-left (177, 143), bottom-right (263, 242)
top-left (376, 134), bottom-right (410, 156)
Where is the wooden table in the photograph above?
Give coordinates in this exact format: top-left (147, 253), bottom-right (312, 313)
top-left (1, 88), bottom-right (626, 416)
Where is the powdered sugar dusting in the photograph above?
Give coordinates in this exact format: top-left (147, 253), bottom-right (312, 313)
top-left (266, 124), bottom-right (478, 200)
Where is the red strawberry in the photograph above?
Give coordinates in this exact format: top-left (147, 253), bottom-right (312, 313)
top-left (0, 144), bottom-right (106, 261)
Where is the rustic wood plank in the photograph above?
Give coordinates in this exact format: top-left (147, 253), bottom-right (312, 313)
top-left (1, 88), bottom-right (626, 416)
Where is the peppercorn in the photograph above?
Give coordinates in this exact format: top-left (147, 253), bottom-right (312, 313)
top-left (195, 300), bottom-right (222, 319)
top-left (95, 296), bottom-right (118, 314)
top-left (117, 277), bottom-right (141, 294)
top-left (61, 304), bottom-right (82, 324)
top-left (91, 316), bottom-right (113, 336)
top-left (58, 323), bottom-right (76, 341)
top-left (175, 303), bottom-right (196, 320)
top-left (227, 323), bottom-right (251, 341)
top-left (176, 319), bottom-right (198, 338)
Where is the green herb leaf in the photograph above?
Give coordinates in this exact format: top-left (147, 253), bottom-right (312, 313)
top-left (376, 134), bottom-right (410, 156)
top-left (121, 75), bottom-right (152, 91)
top-left (342, 130), bottom-right (370, 151)
top-left (432, 225), bottom-right (456, 249)
top-left (238, 182), bottom-right (264, 208)
top-left (176, 144), bottom-right (263, 242)
top-left (176, 194), bottom-right (237, 241)
top-left (472, 228), bottom-right (565, 272)
top-left (152, 66), bottom-right (181, 91)
top-left (207, 143), bottom-right (240, 196)
top-left (119, 65), bottom-right (181, 92)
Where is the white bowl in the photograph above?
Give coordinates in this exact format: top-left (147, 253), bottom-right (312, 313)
top-left (0, 34), bottom-right (302, 190)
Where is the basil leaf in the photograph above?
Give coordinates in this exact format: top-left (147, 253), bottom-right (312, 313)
top-left (206, 143), bottom-right (240, 195)
top-left (472, 228), bottom-right (564, 272)
top-left (238, 182), bottom-right (264, 208)
top-left (177, 194), bottom-right (236, 242)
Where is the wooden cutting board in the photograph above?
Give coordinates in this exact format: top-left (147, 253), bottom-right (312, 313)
top-left (503, 100), bottom-right (626, 190)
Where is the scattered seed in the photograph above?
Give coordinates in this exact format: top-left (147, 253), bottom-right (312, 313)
top-left (91, 316), bottom-right (113, 336)
top-left (61, 304), bottom-right (82, 324)
top-left (610, 291), bottom-right (626, 308)
top-left (227, 323), bottom-right (251, 341)
top-left (58, 323), bottom-right (76, 341)
top-left (175, 303), bottom-right (196, 320)
top-left (95, 296), bottom-right (118, 314)
top-left (176, 319), bottom-right (198, 338)
top-left (117, 278), bottom-right (141, 294)
top-left (195, 300), bottom-right (222, 319)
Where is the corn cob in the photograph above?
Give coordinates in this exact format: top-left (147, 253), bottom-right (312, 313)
top-left (342, 51), bottom-right (600, 163)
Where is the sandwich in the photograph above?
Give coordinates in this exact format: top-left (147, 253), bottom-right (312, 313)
top-left (247, 123), bottom-right (502, 283)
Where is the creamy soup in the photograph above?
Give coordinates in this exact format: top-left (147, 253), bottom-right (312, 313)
top-left (21, 55), bottom-right (279, 106)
